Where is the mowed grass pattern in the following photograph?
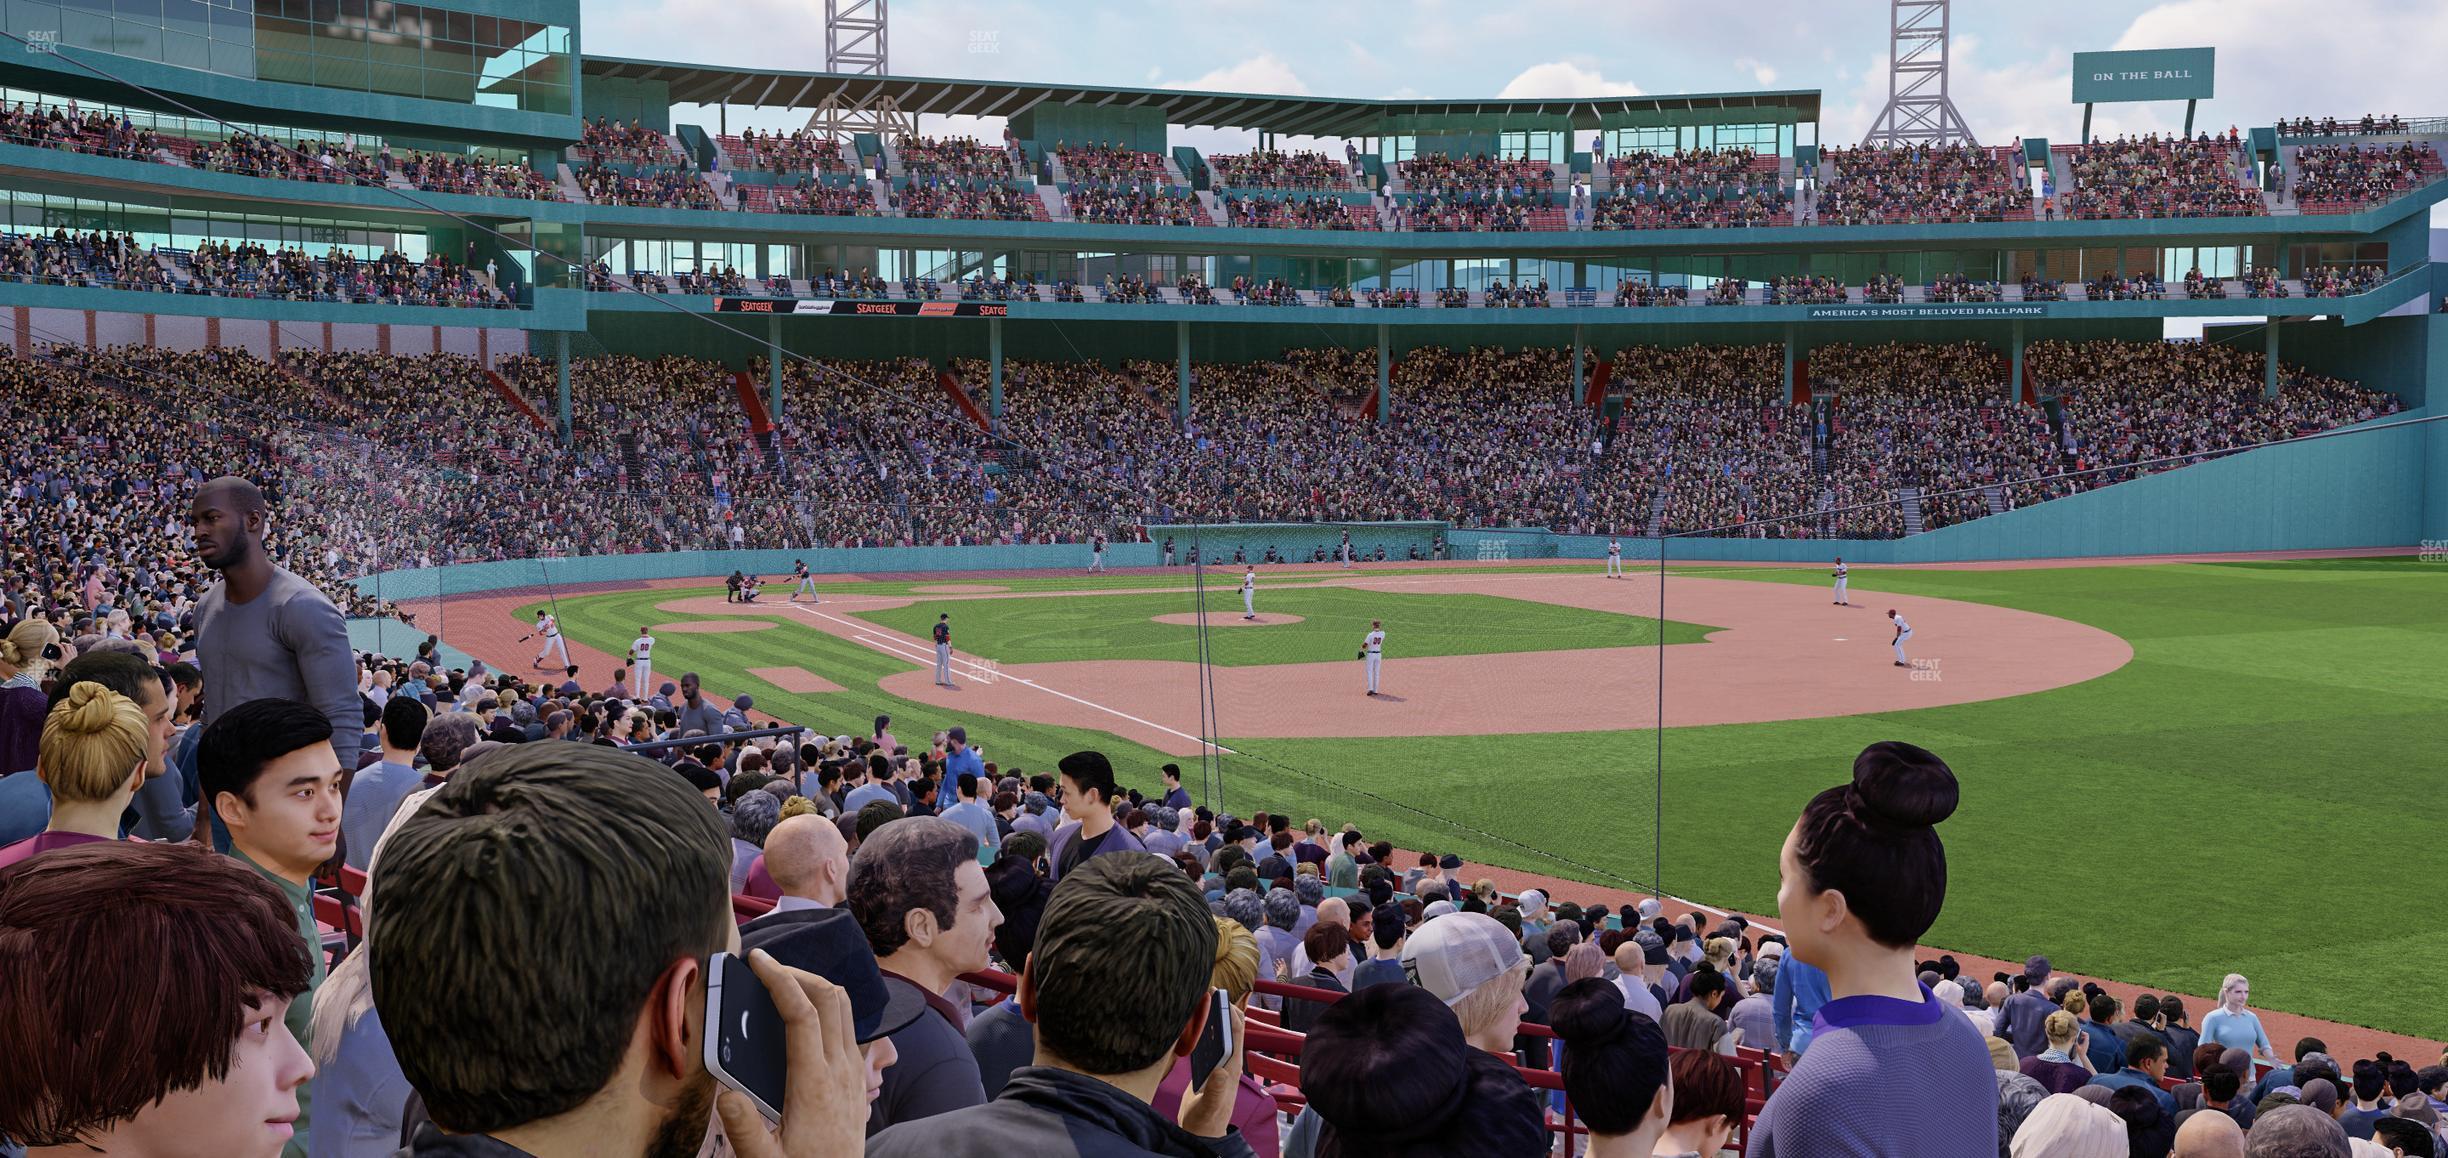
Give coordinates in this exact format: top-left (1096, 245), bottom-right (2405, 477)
top-left (544, 559), bottom-right (2448, 1038)
top-left (853, 587), bottom-right (1715, 667)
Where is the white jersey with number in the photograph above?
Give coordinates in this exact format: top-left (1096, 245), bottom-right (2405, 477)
top-left (631, 634), bottom-right (655, 661)
top-left (1609, 541), bottom-right (1621, 558)
top-left (1365, 630), bottom-right (1384, 655)
top-left (1242, 572), bottom-right (1255, 594)
top-left (539, 615), bottom-right (559, 638)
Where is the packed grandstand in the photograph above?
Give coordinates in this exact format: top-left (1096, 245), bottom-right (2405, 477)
top-left (4, 4), bottom-right (2448, 1156)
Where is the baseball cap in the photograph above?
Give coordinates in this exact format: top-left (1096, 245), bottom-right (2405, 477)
top-left (1437, 853), bottom-right (1462, 870)
top-left (1517, 888), bottom-right (1546, 914)
top-left (1400, 911), bottom-right (1524, 1007)
top-left (946, 726), bottom-right (967, 743)
top-left (734, 694), bottom-right (753, 710)
top-left (738, 908), bottom-right (924, 1044)
top-left (1419, 899), bottom-right (1455, 923)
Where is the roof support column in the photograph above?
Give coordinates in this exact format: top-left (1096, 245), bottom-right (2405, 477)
top-left (769, 315), bottom-right (784, 421)
top-left (1376, 324), bottom-right (1390, 424)
top-left (2265, 321), bottom-right (2280, 400)
top-left (2010, 319), bottom-right (2025, 405)
top-left (988, 316), bottom-right (1004, 424)
top-left (555, 330), bottom-right (572, 445)
top-left (1572, 323), bottom-right (1585, 405)
top-left (1175, 319), bottom-right (1190, 422)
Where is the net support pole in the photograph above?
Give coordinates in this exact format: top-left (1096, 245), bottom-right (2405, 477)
top-left (1174, 320), bottom-right (1190, 421)
top-left (1375, 323), bottom-right (1390, 424)
top-left (768, 315), bottom-right (785, 421)
top-left (988, 316), bottom-right (1004, 423)
top-left (2011, 318), bottom-right (2025, 404)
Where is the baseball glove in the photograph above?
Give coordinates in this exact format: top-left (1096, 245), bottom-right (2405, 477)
top-left (1356, 650), bottom-right (1366, 660)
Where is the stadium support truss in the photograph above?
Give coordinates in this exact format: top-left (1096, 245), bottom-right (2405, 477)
top-left (808, 0), bottom-right (914, 140)
top-left (1861, 0), bottom-right (1978, 148)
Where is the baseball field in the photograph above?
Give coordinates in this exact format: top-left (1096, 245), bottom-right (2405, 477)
top-left (489, 554), bottom-right (2447, 1040)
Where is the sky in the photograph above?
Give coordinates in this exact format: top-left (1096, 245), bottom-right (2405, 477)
top-left (579, 0), bottom-right (2447, 330)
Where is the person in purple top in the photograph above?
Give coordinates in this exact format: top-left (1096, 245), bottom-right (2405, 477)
top-left (1045, 750), bottom-right (1144, 882)
top-left (1747, 741), bottom-right (1998, 1156)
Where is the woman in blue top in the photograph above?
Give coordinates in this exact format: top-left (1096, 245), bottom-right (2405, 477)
top-left (2199, 973), bottom-right (2277, 1068)
top-left (1746, 742), bottom-right (1999, 1157)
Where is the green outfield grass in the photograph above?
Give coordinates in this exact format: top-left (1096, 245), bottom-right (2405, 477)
top-left (851, 587), bottom-right (1715, 666)
top-left (538, 558), bottom-right (2448, 1039)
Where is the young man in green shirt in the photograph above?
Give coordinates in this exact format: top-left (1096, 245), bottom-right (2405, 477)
top-left (199, 697), bottom-right (347, 1158)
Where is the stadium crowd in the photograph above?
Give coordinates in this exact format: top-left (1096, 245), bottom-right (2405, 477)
top-left (2291, 142), bottom-right (2445, 210)
top-left (1066, 183), bottom-right (1208, 226)
top-left (1207, 149), bottom-right (1350, 191)
top-left (2053, 135), bottom-right (2267, 220)
top-left (1812, 143), bottom-right (2031, 225)
top-left (725, 127), bottom-right (855, 174)
top-left (0, 229), bottom-right (175, 292)
top-left (895, 135), bottom-right (1022, 182)
top-left (574, 161), bottom-right (721, 211)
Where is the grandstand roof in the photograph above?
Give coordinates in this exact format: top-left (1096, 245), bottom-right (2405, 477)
top-left (577, 57), bottom-right (1820, 136)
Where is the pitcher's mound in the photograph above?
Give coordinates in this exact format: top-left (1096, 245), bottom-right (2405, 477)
top-left (748, 666), bottom-right (845, 694)
top-left (1149, 613), bottom-right (1305, 627)
top-left (911, 584), bottom-right (1010, 594)
top-left (652, 620), bottom-right (775, 633)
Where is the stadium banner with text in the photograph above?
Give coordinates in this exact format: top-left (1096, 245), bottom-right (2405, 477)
top-left (713, 298), bottom-right (1012, 317)
top-left (1804, 304), bottom-right (2049, 321)
top-left (2071, 48), bottom-right (2215, 104)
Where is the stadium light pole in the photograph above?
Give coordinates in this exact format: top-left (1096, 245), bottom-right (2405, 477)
top-left (1862, 0), bottom-right (1978, 147)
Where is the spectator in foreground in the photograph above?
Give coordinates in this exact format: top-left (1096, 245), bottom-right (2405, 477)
top-left (1746, 742), bottom-right (1998, 1155)
top-left (341, 695), bottom-right (426, 871)
top-left (1047, 750), bottom-right (1145, 881)
top-left (2201, 973), bottom-right (2277, 1067)
top-left (189, 476), bottom-right (362, 774)
top-left (1402, 910), bottom-right (1532, 1056)
top-left (2020, 1011), bottom-right (2097, 1093)
top-left (0, 842), bottom-right (315, 1158)
top-left (2243, 1103), bottom-right (2352, 1157)
top-left (1546, 976), bottom-right (1674, 1154)
top-left (2009, 1092), bottom-right (2127, 1157)
top-left (2171, 1107), bottom-right (2246, 1158)
top-left (1147, 916), bottom-right (1280, 1158)
top-left (369, 742), bottom-right (866, 1158)
top-left (199, 697), bottom-right (347, 1158)
top-left (849, 815), bottom-right (1002, 1133)
top-left (1657, 1048), bottom-right (1746, 1158)
top-left (0, 649), bottom-right (174, 848)
top-left (867, 853), bottom-right (1260, 1157)
top-left (0, 684), bottom-right (148, 869)
top-left (1349, 901), bottom-right (1408, 991)
top-left (1291, 983), bottom-right (1548, 1157)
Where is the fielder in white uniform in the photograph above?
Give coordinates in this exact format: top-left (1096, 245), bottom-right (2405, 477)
top-left (1241, 568), bottom-right (1257, 619)
top-left (1832, 558), bottom-right (1850, 606)
top-left (527, 611), bottom-right (570, 669)
top-left (628, 628), bottom-right (656, 696)
top-left (1339, 531), bottom-right (1353, 569)
top-left (1362, 620), bottom-right (1385, 695)
top-left (1605, 538), bottom-right (1623, 578)
top-left (1888, 609), bottom-right (1912, 667)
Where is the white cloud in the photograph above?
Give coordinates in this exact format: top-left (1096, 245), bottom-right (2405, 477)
top-left (1494, 61), bottom-right (1643, 100)
top-left (1158, 53), bottom-right (1310, 96)
top-left (1736, 58), bottom-right (1779, 87)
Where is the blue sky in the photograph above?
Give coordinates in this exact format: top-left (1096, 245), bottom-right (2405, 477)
top-left (581, 0), bottom-right (2446, 153)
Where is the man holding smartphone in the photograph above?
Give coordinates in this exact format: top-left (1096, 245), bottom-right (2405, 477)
top-left (867, 854), bottom-right (1258, 1157)
top-left (370, 743), bottom-right (869, 1158)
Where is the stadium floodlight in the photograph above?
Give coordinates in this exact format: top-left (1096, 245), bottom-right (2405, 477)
top-left (1861, 0), bottom-right (1978, 148)
top-left (808, 0), bottom-right (914, 139)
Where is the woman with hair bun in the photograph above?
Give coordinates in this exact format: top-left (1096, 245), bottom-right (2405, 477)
top-left (1547, 977), bottom-right (1673, 1156)
top-left (1745, 741), bottom-right (1999, 1155)
top-left (0, 617), bottom-right (62, 775)
top-left (0, 684), bottom-right (149, 868)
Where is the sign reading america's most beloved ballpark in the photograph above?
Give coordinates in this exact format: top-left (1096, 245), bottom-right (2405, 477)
top-left (1805, 304), bottom-right (2049, 320)
top-left (2071, 48), bottom-right (2216, 104)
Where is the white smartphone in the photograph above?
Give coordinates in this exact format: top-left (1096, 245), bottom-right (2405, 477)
top-left (704, 952), bottom-right (788, 1122)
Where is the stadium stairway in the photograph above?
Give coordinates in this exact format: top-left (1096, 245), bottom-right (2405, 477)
top-left (615, 431), bottom-right (645, 484)
top-left (1581, 359), bottom-right (1613, 408)
top-left (1644, 490), bottom-right (1667, 537)
top-left (1035, 183), bottom-right (1071, 221)
top-left (1982, 485), bottom-right (2008, 516)
top-left (935, 368), bottom-right (991, 432)
top-left (867, 178), bottom-right (893, 214)
top-left (483, 370), bottom-right (554, 434)
top-left (730, 371), bottom-right (774, 434)
top-left (554, 162), bottom-right (585, 202)
top-left (1898, 487), bottom-right (1926, 535)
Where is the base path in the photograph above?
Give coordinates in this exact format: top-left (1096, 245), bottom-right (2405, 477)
top-left (873, 572), bottom-right (2131, 740)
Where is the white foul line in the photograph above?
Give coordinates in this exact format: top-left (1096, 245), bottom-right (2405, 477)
top-left (787, 604), bottom-right (1234, 754)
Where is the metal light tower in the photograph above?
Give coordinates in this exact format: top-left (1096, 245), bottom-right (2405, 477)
top-left (808, 0), bottom-right (913, 139)
top-left (1861, 0), bottom-right (1978, 147)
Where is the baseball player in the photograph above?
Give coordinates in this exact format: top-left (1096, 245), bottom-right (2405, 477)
top-left (1240, 568), bottom-right (1257, 620)
top-left (932, 613), bottom-right (955, 686)
top-left (791, 558), bottom-right (819, 602)
top-left (1339, 529), bottom-right (1353, 569)
top-left (524, 610), bottom-right (569, 670)
top-left (1161, 536), bottom-right (1176, 567)
top-left (1888, 609), bottom-right (1913, 667)
top-left (1832, 557), bottom-right (1850, 606)
top-left (1089, 533), bottom-right (1106, 573)
top-left (1605, 537), bottom-right (1623, 579)
top-left (627, 626), bottom-right (656, 694)
top-left (1361, 619), bottom-right (1385, 696)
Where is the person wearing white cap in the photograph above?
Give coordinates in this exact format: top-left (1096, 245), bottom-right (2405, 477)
top-left (1400, 910), bottom-right (1529, 1055)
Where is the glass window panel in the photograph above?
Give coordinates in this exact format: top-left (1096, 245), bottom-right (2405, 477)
top-left (115, 0), bottom-right (161, 19)
top-left (470, 13), bottom-right (492, 45)
top-left (207, 0), bottom-right (248, 37)
top-left (207, 35), bottom-right (251, 73)
top-left (110, 16), bottom-right (166, 60)
top-left (441, 8), bottom-right (463, 39)
top-left (61, 7), bottom-right (112, 49)
top-left (160, 27), bottom-right (209, 67)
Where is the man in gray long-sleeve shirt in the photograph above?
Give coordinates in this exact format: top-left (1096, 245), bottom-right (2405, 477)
top-left (189, 477), bottom-right (362, 777)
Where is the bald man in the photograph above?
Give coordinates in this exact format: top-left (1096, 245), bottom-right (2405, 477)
top-left (1292, 895), bottom-right (1354, 974)
top-left (748, 813), bottom-right (851, 917)
top-left (189, 476), bottom-right (361, 779)
top-left (2170, 1108), bottom-right (2246, 1158)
